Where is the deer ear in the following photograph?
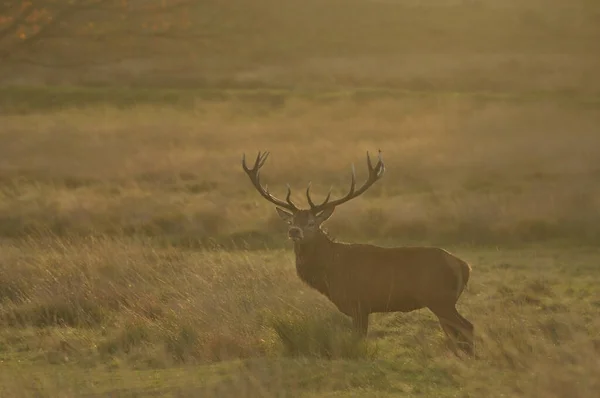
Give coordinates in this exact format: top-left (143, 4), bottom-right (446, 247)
top-left (316, 207), bottom-right (335, 223)
top-left (275, 207), bottom-right (294, 223)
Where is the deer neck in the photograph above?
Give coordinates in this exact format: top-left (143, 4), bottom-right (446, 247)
top-left (292, 231), bottom-right (334, 296)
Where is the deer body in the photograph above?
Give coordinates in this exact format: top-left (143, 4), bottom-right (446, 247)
top-left (242, 150), bottom-right (475, 355)
top-left (293, 231), bottom-right (471, 337)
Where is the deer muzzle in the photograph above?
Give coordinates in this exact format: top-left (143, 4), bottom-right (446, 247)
top-left (288, 227), bottom-right (304, 241)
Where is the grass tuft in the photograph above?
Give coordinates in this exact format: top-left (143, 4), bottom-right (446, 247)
top-left (271, 312), bottom-right (377, 360)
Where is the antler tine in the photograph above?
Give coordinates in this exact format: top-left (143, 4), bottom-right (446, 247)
top-left (372, 149), bottom-right (385, 177)
top-left (306, 181), bottom-right (332, 210)
top-left (308, 150), bottom-right (385, 213)
top-left (242, 151), bottom-right (270, 172)
top-left (241, 151), bottom-right (299, 212)
top-left (306, 182), bottom-right (315, 208)
top-left (257, 151), bottom-right (270, 168)
top-left (349, 163), bottom-right (357, 195)
top-left (285, 184), bottom-right (296, 209)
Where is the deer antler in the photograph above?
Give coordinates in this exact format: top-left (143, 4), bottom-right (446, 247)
top-left (242, 151), bottom-right (299, 212)
top-left (306, 150), bottom-right (385, 213)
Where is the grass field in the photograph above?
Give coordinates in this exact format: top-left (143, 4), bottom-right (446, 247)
top-left (1, 96), bottom-right (599, 397)
top-left (1, 0), bottom-right (599, 396)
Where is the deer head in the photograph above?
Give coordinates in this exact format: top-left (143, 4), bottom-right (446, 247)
top-left (242, 151), bottom-right (385, 242)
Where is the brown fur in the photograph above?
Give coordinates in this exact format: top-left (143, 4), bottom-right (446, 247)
top-left (292, 227), bottom-right (474, 355)
top-left (242, 150), bottom-right (475, 355)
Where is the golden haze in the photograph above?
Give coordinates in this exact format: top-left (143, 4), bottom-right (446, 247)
top-left (0, 0), bottom-right (599, 396)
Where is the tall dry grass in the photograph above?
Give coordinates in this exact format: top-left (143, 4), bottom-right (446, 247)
top-left (0, 235), bottom-right (598, 396)
top-left (1, 97), bottom-right (599, 246)
top-left (0, 97), bottom-right (598, 395)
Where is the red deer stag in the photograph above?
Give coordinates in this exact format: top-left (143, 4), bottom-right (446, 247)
top-left (242, 150), bottom-right (474, 355)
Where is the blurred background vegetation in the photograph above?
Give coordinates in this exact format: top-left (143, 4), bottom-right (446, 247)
top-left (1, 0), bottom-right (599, 247)
top-left (0, 2), bottom-right (599, 396)
top-left (1, 0), bottom-right (599, 93)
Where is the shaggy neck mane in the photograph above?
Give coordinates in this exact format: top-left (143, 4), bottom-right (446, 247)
top-left (292, 229), bottom-right (336, 296)
top-left (293, 228), bottom-right (337, 254)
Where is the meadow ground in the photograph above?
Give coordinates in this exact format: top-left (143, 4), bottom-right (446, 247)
top-left (0, 95), bottom-right (599, 397)
top-left (0, 0), bottom-right (599, 396)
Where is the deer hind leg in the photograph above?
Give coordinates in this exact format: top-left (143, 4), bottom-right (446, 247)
top-left (429, 304), bottom-right (474, 356)
top-left (438, 319), bottom-right (467, 356)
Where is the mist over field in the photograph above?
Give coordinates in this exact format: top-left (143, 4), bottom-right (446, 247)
top-left (0, 1), bottom-right (599, 397)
